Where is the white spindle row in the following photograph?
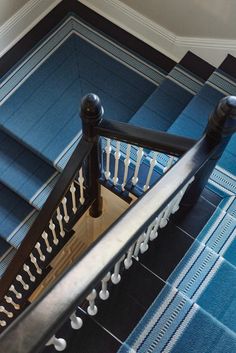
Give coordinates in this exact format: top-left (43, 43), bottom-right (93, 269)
top-left (103, 138), bottom-right (178, 192)
top-left (0, 167), bottom-right (88, 329)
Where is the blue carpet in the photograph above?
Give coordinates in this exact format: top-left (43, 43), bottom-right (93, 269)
top-left (0, 14), bottom-right (236, 351)
top-left (0, 33), bottom-right (156, 167)
top-left (129, 65), bottom-right (200, 131)
top-left (118, 177), bottom-right (236, 351)
top-left (0, 15), bottom-right (162, 275)
top-left (118, 59), bottom-right (236, 352)
top-left (118, 284), bottom-right (236, 353)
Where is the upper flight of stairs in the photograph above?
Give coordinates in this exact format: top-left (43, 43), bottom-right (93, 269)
top-left (1, 10), bottom-right (236, 353)
top-left (0, 24), bottom-right (218, 280)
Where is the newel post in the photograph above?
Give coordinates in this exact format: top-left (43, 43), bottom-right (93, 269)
top-left (181, 96), bottom-right (236, 209)
top-left (80, 93), bottom-right (104, 217)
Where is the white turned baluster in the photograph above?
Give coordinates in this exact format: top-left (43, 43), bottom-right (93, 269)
top-left (0, 306), bottom-right (13, 318)
top-left (49, 219), bottom-right (59, 245)
top-left (99, 272), bottom-right (111, 300)
top-left (150, 213), bottom-right (163, 241)
top-left (23, 264), bottom-right (36, 282)
top-left (30, 253), bottom-right (42, 274)
top-left (70, 182), bottom-right (77, 214)
top-left (56, 207), bottom-right (65, 238)
top-left (87, 289), bottom-right (98, 316)
top-left (35, 242), bottom-right (46, 262)
top-left (133, 233), bottom-right (145, 259)
top-left (121, 144), bottom-right (131, 191)
top-left (113, 141), bottom-right (121, 186)
top-left (61, 197), bottom-right (69, 223)
top-left (78, 168), bottom-right (85, 204)
top-left (0, 320), bottom-right (6, 327)
top-left (46, 335), bottom-right (67, 351)
top-left (163, 155), bottom-right (175, 173)
top-left (9, 285), bottom-right (22, 299)
top-left (4, 296), bottom-right (20, 310)
top-left (111, 255), bottom-right (125, 284)
top-left (140, 223), bottom-right (153, 253)
top-left (70, 312), bottom-right (83, 330)
top-left (132, 147), bottom-right (143, 186)
top-left (16, 275), bottom-right (29, 290)
top-left (104, 138), bottom-right (111, 179)
top-left (160, 203), bottom-right (172, 228)
top-left (42, 231), bottom-right (52, 253)
top-left (143, 152), bottom-right (158, 192)
top-left (124, 243), bottom-right (135, 269)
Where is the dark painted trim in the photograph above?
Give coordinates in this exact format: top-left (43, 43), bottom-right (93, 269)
top-left (0, 0), bottom-right (176, 80)
top-left (178, 51), bottom-right (215, 81)
top-left (0, 0), bottom-right (71, 78)
top-left (71, 2), bottom-right (176, 73)
top-left (218, 54), bottom-right (236, 80)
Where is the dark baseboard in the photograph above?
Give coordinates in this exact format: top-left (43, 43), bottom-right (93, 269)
top-left (0, 0), bottom-right (176, 79)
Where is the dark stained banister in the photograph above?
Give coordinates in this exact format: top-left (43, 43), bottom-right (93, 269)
top-left (1, 95), bottom-right (236, 353)
top-left (96, 119), bottom-right (196, 156)
top-left (0, 137), bottom-right (94, 301)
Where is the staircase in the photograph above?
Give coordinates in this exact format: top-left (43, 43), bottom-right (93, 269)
top-left (0, 7), bottom-right (236, 353)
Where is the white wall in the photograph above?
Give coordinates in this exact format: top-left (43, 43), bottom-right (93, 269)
top-left (0, 0), bottom-right (29, 26)
top-left (80, 0), bottom-right (236, 66)
top-left (0, 0), bottom-right (62, 58)
top-left (122, 0), bottom-right (236, 39)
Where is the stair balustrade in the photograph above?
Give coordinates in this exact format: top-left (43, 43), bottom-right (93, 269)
top-left (1, 94), bottom-right (235, 352)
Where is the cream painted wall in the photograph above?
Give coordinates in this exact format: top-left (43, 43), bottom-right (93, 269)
top-left (0, 0), bottom-right (29, 26)
top-left (122, 0), bottom-right (236, 39)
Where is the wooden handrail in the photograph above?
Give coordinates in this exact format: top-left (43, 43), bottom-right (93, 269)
top-left (96, 119), bottom-right (197, 156)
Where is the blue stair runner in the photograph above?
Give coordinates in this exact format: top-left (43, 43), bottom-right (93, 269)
top-left (0, 19), bottom-right (166, 277)
top-left (0, 13), bottom-right (236, 353)
top-left (119, 194), bottom-right (236, 352)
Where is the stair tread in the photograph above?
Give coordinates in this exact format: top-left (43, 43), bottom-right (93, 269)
top-left (0, 245), bottom-right (16, 279)
top-left (0, 33), bottom-right (155, 168)
top-left (0, 130), bottom-right (57, 206)
top-left (129, 51), bottom-right (214, 132)
top-left (168, 241), bottom-right (236, 333)
top-left (168, 58), bottom-right (236, 177)
top-left (118, 283), bottom-right (236, 353)
top-left (0, 183), bottom-right (35, 244)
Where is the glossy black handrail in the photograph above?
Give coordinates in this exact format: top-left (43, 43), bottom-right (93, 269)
top-left (96, 119), bottom-right (197, 156)
top-left (1, 96), bottom-right (236, 353)
top-left (0, 137), bottom-right (94, 300)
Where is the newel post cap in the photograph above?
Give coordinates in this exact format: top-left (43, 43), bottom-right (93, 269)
top-left (206, 95), bottom-right (236, 141)
top-left (80, 93), bottom-right (104, 121)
